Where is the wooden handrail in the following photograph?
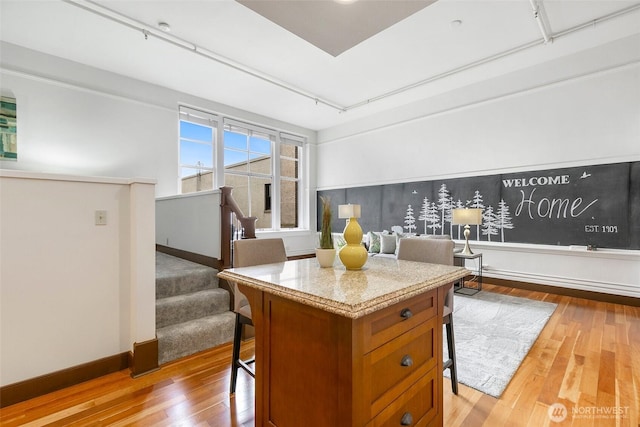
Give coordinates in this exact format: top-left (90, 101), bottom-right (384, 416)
top-left (220, 186), bottom-right (257, 268)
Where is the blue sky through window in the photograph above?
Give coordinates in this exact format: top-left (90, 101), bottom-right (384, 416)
top-left (180, 120), bottom-right (214, 177)
top-left (250, 136), bottom-right (270, 154)
top-left (180, 121), bottom-right (212, 141)
top-left (180, 140), bottom-right (212, 167)
top-left (224, 131), bottom-right (271, 167)
top-left (224, 131), bottom-right (246, 150)
top-left (180, 122), bottom-right (275, 176)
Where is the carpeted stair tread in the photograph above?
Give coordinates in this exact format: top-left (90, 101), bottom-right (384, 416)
top-left (156, 252), bottom-right (219, 299)
top-left (156, 312), bottom-right (236, 365)
top-left (156, 251), bottom-right (235, 365)
top-left (156, 288), bottom-right (230, 329)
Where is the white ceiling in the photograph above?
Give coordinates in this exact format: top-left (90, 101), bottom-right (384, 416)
top-left (1, 0), bottom-right (639, 131)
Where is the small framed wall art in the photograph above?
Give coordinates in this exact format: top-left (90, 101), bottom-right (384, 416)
top-left (0, 95), bottom-right (17, 160)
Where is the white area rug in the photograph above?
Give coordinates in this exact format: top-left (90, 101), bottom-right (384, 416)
top-left (444, 291), bottom-right (557, 398)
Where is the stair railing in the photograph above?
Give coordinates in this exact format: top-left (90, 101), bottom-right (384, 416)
top-left (220, 186), bottom-right (257, 269)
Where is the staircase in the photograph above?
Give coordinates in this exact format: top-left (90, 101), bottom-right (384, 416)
top-left (155, 252), bottom-right (235, 365)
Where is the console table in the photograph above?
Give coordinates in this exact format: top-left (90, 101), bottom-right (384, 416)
top-left (218, 257), bottom-right (468, 427)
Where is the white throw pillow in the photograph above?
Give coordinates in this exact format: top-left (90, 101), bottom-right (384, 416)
top-left (380, 233), bottom-right (397, 254)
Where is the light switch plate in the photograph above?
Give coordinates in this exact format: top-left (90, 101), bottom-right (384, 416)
top-left (95, 210), bottom-right (107, 225)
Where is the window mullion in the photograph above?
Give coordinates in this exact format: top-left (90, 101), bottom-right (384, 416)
top-left (272, 135), bottom-right (281, 230)
top-left (215, 120), bottom-right (224, 187)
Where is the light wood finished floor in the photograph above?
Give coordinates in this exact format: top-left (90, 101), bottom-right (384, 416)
top-left (2, 284), bottom-right (638, 426)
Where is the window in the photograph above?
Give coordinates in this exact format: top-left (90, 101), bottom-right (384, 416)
top-left (279, 134), bottom-right (303, 229)
top-left (177, 108), bottom-right (305, 231)
top-left (223, 120), bottom-right (274, 229)
top-left (179, 106), bottom-right (217, 193)
top-left (223, 119), bottom-right (304, 231)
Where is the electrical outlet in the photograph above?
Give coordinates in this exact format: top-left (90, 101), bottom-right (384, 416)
top-left (95, 210), bottom-right (107, 225)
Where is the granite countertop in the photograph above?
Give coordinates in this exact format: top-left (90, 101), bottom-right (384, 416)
top-left (218, 257), bottom-right (469, 319)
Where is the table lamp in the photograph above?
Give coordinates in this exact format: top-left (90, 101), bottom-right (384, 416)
top-left (338, 204), bottom-right (368, 270)
top-left (452, 208), bottom-right (483, 255)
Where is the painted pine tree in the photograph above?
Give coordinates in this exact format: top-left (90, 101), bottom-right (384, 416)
top-left (469, 190), bottom-right (485, 240)
top-left (427, 202), bottom-right (440, 234)
top-left (481, 205), bottom-right (499, 241)
top-left (437, 184), bottom-right (451, 235)
top-left (496, 199), bottom-right (514, 242)
top-left (418, 197), bottom-right (430, 235)
top-left (445, 196), bottom-right (454, 237)
top-left (404, 204), bottom-right (416, 234)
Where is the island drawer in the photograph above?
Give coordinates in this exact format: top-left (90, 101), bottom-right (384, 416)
top-left (367, 366), bottom-right (438, 427)
top-left (364, 316), bottom-right (439, 417)
top-left (362, 288), bottom-right (437, 353)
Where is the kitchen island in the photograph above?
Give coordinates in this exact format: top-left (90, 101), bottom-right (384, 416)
top-left (218, 256), bottom-right (468, 427)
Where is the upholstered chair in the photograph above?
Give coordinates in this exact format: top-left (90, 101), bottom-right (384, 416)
top-left (229, 238), bottom-right (287, 394)
top-left (396, 237), bottom-right (459, 395)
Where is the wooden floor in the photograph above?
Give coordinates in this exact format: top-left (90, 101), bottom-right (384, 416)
top-left (2, 284), bottom-right (639, 427)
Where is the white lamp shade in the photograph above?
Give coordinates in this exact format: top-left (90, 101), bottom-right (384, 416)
top-left (338, 204), bottom-right (361, 219)
top-left (452, 208), bottom-right (483, 225)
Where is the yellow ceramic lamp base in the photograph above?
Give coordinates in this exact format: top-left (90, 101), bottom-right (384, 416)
top-left (339, 217), bottom-right (368, 270)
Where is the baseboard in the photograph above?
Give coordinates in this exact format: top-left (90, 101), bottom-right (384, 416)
top-left (484, 277), bottom-right (640, 307)
top-left (131, 338), bottom-right (159, 378)
top-left (156, 244), bottom-right (221, 269)
top-left (0, 352), bottom-right (129, 408)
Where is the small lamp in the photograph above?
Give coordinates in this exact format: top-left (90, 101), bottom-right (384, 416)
top-left (338, 204), bottom-right (368, 270)
top-left (452, 208), bottom-right (483, 255)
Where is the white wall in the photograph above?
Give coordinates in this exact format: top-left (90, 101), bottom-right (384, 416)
top-left (315, 64), bottom-right (640, 297)
top-left (156, 191), bottom-right (222, 259)
top-left (0, 171), bottom-right (156, 386)
top-left (316, 64), bottom-right (639, 188)
top-left (0, 42), bottom-right (319, 262)
top-left (460, 242), bottom-right (640, 298)
top-left (0, 66), bottom-right (178, 197)
top-left (0, 42), bottom-right (316, 198)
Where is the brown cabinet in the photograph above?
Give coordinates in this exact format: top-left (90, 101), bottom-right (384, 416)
top-left (241, 283), bottom-right (448, 427)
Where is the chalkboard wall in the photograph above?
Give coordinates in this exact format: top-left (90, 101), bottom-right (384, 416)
top-left (318, 161), bottom-right (640, 250)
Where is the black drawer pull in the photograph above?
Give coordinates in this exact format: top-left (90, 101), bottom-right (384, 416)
top-left (400, 355), bottom-right (413, 367)
top-left (400, 308), bottom-right (413, 320)
top-left (401, 412), bottom-right (413, 425)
